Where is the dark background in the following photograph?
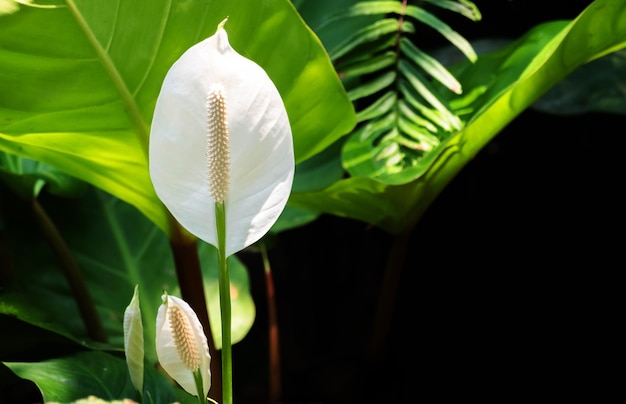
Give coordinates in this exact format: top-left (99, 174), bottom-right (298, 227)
top-left (235, 1), bottom-right (622, 403)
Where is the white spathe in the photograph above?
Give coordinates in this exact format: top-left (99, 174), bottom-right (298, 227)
top-left (123, 285), bottom-right (144, 395)
top-left (149, 25), bottom-right (294, 256)
top-left (156, 294), bottom-right (211, 397)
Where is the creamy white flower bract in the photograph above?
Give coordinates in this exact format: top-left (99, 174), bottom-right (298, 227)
top-left (123, 285), bottom-right (144, 395)
top-left (149, 25), bottom-right (294, 256)
top-left (156, 294), bottom-right (211, 397)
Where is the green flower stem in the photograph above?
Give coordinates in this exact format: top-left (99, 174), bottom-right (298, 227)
top-left (32, 199), bottom-right (107, 343)
top-left (215, 201), bottom-right (233, 404)
top-left (169, 218), bottom-right (222, 402)
top-left (193, 369), bottom-right (207, 404)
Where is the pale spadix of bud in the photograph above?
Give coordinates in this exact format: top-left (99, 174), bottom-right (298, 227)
top-left (123, 285), bottom-right (144, 395)
top-left (156, 293), bottom-right (211, 397)
top-left (149, 21), bottom-right (294, 257)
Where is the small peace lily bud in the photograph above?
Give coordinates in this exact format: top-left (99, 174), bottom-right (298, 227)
top-left (149, 18), bottom-right (294, 257)
top-left (156, 293), bottom-right (211, 398)
top-left (123, 285), bottom-right (144, 396)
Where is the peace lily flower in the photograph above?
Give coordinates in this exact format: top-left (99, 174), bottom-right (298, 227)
top-left (123, 285), bottom-right (144, 397)
top-left (156, 293), bottom-right (211, 399)
top-left (149, 18), bottom-right (294, 257)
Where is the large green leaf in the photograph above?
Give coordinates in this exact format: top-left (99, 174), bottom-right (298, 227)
top-left (0, 186), bottom-right (254, 361)
top-left (0, 0), bottom-right (355, 235)
top-left (4, 351), bottom-right (188, 404)
top-left (289, 0), bottom-right (626, 233)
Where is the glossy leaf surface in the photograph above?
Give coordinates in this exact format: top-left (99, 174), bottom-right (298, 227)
top-left (0, 0), bottom-right (355, 236)
top-left (4, 351), bottom-right (183, 404)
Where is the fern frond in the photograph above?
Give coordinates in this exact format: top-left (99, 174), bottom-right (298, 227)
top-left (331, 18), bottom-right (413, 60)
top-left (355, 91), bottom-right (396, 122)
top-left (318, 1), bottom-right (405, 29)
top-left (404, 4), bottom-right (477, 62)
top-left (341, 51), bottom-right (396, 78)
top-left (419, 0), bottom-right (481, 21)
top-left (347, 70), bottom-right (397, 101)
top-left (400, 38), bottom-right (461, 94)
top-left (328, 0), bottom-right (479, 185)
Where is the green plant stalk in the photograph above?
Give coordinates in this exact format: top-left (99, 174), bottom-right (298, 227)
top-left (31, 198), bottom-right (107, 342)
top-left (215, 201), bottom-right (233, 404)
top-left (193, 369), bottom-right (207, 404)
top-left (168, 218), bottom-right (222, 402)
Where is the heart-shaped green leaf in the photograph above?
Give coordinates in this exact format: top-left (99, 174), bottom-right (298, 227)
top-left (3, 351), bottom-right (185, 404)
top-left (0, 0), bottom-right (355, 236)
